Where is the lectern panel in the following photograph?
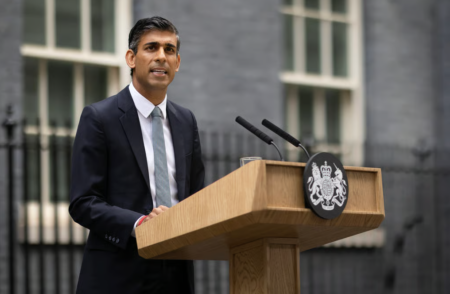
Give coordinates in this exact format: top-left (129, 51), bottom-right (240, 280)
top-left (136, 160), bottom-right (384, 261)
top-left (266, 165), bottom-right (304, 208)
top-left (346, 170), bottom-right (378, 212)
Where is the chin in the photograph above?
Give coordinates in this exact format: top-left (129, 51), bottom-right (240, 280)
top-left (149, 78), bottom-right (172, 87)
top-left (147, 82), bottom-right (169, 90)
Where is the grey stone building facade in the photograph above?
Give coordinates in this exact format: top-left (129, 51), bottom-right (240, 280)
top-left (0, 0), bottom-right (449, 293)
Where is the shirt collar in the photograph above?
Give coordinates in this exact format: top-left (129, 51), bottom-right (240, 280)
top-left (128, 82), bottom-right (168, 119)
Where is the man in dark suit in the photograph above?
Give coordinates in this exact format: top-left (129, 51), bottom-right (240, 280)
top-left (69, 16), bottom-right (204, 293)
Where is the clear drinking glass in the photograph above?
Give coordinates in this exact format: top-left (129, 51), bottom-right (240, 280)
top-left (240, 157), bottom-right (262, 167)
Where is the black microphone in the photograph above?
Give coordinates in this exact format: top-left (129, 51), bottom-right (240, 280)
top-left (262, 119), bottom-right (310, 159)
top-left (262, 119), bottom-right (300, 147)
top-left (236, 116), bottom-right (273, 145)
top-left (235, 116), bottom-right (284, 161)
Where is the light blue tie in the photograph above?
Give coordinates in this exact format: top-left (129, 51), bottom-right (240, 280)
top-left (151, 106), bottom-right (172, 208)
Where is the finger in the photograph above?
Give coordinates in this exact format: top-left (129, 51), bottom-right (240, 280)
top-left (158, 205), bottom-right (169, 211)
top-left (152, 207), bottom-right (163, 215)
top-left (148, 212), bottom-right (158, 219)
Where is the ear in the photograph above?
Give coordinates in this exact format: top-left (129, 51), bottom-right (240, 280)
top-left (175, 53), bottom-right (181, 72)
top-left (125, 49), bottom-right (136, 71)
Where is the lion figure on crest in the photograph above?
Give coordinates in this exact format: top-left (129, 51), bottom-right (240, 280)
top-left (307, 162), bottom-right (323, 205)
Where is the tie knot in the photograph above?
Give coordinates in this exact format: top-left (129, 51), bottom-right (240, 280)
top-left (151, 106), bottom-right (162, 118)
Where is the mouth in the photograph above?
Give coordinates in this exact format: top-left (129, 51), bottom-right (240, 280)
top-left (150, 68), bottom-right (168, 76)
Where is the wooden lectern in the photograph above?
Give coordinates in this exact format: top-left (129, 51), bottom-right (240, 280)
top-left (136, 160), bottom-right (384, 294)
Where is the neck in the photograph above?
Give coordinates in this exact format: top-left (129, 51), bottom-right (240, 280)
top-left (132, 78), bottom-right (166, 106)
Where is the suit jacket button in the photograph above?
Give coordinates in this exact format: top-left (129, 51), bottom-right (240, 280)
top-left (116, 239), bottom-right (119, 243)
top-left (105, 234), bottom-right (108, 239)
top-left (109, 236), bottom-right (112, 241)
top-left (112, 237), bottom-right (115, 242)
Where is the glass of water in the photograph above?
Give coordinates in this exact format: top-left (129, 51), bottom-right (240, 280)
top-left (240, 157), bottom-right (262, 167)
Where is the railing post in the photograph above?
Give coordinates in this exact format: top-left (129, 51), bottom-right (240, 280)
top-left (3, 105), bottom-right (17, 294)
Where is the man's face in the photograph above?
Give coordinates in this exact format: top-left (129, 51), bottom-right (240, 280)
top-left (130, 30), bottom-right (180, 92)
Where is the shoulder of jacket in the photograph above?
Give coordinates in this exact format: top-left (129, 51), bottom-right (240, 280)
top-left (88, 94), bottom-right (119, 113)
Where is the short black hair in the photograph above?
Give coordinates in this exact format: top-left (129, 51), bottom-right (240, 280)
top-left (128, 16), bottom-right (180, 76)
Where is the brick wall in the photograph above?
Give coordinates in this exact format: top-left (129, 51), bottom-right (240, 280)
top-left (364, 0), bottom-right (437, 148)
top-left (365, 0), bottom-right (450, 293)
top-left (133, 0), bottom-right (284, 133)
top-left (0, 0), bottom-right (23, 293)
top-left (435, 0), bottom-right (450, 292)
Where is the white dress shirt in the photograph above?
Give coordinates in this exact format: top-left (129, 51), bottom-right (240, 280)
top-left (129, 82), bottom-right (179, 236)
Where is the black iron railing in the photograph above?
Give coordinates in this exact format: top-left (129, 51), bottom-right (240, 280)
top-left (3, 108), bottom-right (449, 294)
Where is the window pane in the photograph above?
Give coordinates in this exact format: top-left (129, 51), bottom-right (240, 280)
top-left (331, 0), bottom-right (347, 14)
top-left (23, 58), bottom-right (39, 124)
top-left (326, 90), bottom-right (341, 144)
top-left (332, 22), bottom-right (348, 77)
top-left (305, 0), bottom-right (320, 10)
top-left (305, 18), bottom-right (321, 74)
top-left (56, 0), bottom-right (81, 49)
top-left (24, 134), bottom-right (40, 201)
top-left (298, 87), bottom-right (314, 141)
top-left (23, 0), bottom-right (45, 45)
top-left (85, 65), bottom-right (108, 105)
top-left (283, 14), bottom-right (294, 71)
top-left (49, 136), bottom-right (71, 202)
top-left (91, 0), bottom-right (115, 53)
top-left (48, 61), bottom-right (73, 128)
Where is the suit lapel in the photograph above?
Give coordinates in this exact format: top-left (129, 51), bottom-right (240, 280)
top-left (118, 87), bottom-right (151, 192)
top-left (167, 101), bottom-right (186, 201)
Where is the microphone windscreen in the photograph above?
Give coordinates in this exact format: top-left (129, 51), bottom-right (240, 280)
top-left (262, 119), bottom-right (301, 147)
top-left (236, 116), bottom-right (273, 145)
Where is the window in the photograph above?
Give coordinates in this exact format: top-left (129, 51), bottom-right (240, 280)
top-left (281, 0), bottom-right (381, 248)
top-left (281, 0), bottom-right (364, 165)
top-left (21, 0), bottom-right (132, 244)
top-left (23, 0), bottom-right (118, 52)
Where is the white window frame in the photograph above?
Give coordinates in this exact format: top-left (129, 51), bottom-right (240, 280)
top-left (20, 0), bottom-right (133, 244)
top-left (282, 0), bottom-right (365, 167)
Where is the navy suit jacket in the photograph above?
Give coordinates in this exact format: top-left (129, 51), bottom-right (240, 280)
top-left (69, 86), bottom-right (205, 293)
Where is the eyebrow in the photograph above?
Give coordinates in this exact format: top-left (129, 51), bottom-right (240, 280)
top-left (143, 41), bottom-right (176, 49)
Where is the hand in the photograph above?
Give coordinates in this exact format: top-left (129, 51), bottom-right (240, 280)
top-left (138, 205), bottom-right (169, 226)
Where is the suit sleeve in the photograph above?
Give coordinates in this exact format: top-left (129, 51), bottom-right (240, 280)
top-left (69, 105), bottom-right (142, 250)
top-left (189, 111), bottom-right (205, 195)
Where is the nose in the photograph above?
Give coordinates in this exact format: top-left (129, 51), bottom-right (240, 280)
top-left (154, 47), bottom-right (166, 63)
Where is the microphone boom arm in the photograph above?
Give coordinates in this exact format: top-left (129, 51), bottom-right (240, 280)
top-left (271, 141), bottom-right (284, 161)
top-left (298, 144), bottom-right (310, 159)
